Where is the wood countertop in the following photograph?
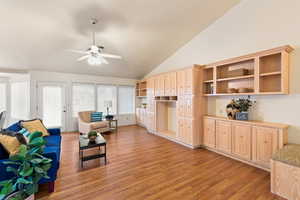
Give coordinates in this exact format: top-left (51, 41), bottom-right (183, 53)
top-left (204, 115), bottom-right (289, 129)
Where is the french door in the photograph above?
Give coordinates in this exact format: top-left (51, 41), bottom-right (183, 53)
top-left (37, 82), bottom-right (67, 131)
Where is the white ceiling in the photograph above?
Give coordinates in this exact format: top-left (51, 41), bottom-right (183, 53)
top-left (0, 0), bottom-right (240, 79)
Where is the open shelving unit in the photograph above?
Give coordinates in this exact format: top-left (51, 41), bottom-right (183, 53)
top-left (156, 100), bottom-right (177, 139)
top-left (203, 45), bottom-right (293, 96)
top-left (136, 80), bottom-right (147, 97)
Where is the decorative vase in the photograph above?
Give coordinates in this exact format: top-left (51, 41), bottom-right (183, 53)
top-left (88, 135), bottom-right (97, 142)
top-left (236, 112), bottom-right (249, 120)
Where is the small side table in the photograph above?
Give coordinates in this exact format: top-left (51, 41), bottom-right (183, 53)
top-left (79, 135), bottom-right (107, 168)
top-left (106, 119), bottom-right (118, 133)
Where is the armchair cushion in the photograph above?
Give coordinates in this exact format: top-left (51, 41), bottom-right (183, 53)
top-left (90, 121), bottom-right (109, 129)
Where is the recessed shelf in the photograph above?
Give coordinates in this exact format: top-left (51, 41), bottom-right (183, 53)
top-left (217, 75), bottom-right (254, 82)
top-left (204, 80), bottom-right (214, 83)
top-left (259, 71), bottom-right (281, 77)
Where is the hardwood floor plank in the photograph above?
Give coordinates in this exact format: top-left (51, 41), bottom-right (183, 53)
top-left (37, 126), bottom-right (280, 200)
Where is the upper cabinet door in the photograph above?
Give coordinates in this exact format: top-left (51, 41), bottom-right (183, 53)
top-left (170, 72), bottom-right (177, 96)
top-left (177, 70), bottom-right (185, 96)
top-left (185, 96), bottom-right (193, 118)
top-left (164, 73), bottom-right (171, 96)
top-left (185, 68), bottom-right (193, 95)
top-left (154, 76), bottom-right (160, 97)
top-left (159, 75), bottom-right (165, 96)
top-left (216, 120), bottom-right (232, 154)
top-left (232, 123), bottom-right (252, 160)
top-left (252, 126), bottom-right (278, 168)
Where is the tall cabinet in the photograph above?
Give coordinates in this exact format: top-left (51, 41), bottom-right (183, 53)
top-left (139, 65), bottom-right (206, 148)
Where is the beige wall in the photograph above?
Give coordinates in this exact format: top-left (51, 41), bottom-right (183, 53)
top-left (146, 0), bottom-right (300, 143)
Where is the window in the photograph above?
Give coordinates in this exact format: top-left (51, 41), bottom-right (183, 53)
top-left (118, 86), bottom-right (135, 114)
top-left (11, 82), bottom-right (30, 119)
top-left (0, 83), bottom-right (6, 112)
top-left (97, 85), bottom-right (117, 115)
top-left (72, 84), bottom-right (95, 117)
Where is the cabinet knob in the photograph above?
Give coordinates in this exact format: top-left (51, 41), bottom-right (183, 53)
top-left (264, 141), bottom-right (268, 144)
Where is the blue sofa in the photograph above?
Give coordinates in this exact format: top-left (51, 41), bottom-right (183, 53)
top-left (0, 122), bottom-right (61, 192)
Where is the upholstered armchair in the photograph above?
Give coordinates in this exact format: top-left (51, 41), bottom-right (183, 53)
top-left (78, 111), bottom-right (110, 134)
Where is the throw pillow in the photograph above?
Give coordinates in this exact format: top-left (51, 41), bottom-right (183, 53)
top-left (18, 128), bottom-right (31, 138)
top-left (20, 119), bottom-right (49, 137)
top-left (91, 112), bottom-right (103, 122)
top-left (0, 130), bottom-right (27, 155)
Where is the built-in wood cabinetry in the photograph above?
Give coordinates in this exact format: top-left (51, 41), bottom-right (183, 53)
top-left (232, 123), bottom-right (252, 160)
top-left (203, 45), bottom-right (294, 96)
top-left (139, 65), bottom-right (205, 148)
top-left (203, 116), bottom-right (288, 170)
top-left (216, 120), bottom-right (232, 154)
top-left (203, 118), bottom-right (216, 148)
top-left (136, 108), bottom-right (147, 127)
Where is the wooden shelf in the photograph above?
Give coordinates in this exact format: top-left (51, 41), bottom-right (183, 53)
top-left (202, 45), bottom-right (293, 96)
top-left (217, 75), bottom-right (254, 82)
top-left (204, 80), bottom-right (214, 83)
top-left (260, 71), bottom-right (281, 77)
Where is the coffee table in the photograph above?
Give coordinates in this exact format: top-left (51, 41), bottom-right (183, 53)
top-left (79, 134), bottom-right (107, 168)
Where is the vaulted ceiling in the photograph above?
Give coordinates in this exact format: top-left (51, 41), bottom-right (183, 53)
top-left (0, 0), bottom-right (240, 79)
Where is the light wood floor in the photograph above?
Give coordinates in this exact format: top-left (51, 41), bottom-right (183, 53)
top-left (37, 126), bottom-right (283, 200)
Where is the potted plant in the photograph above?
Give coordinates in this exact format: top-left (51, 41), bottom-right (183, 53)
top-left (235, 98), bottom-right (255, 120)
top-left (0, 131), bottom-right (52, 200)
top-left (88, 131), bottom-right (98, 142)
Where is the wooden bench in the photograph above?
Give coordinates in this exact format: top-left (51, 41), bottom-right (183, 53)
top-left (271, 144), bottom-right (300, 200)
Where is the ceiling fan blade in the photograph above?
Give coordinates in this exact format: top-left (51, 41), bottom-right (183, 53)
top-left (101, 57), bottom-right (109, 64)
top-left (77, 55), bottom-right (90, 61)
top-left (66, 49), bottom-right (89, 54)
top-left (99, 53), bottom-right (122, 59)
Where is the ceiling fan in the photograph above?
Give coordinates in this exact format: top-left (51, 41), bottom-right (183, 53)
top-left (68, 19), bottom-right (122, 66)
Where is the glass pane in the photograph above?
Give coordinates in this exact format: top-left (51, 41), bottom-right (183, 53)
top-left (97, 85), bottom-right (117, 115)
top-left (0, 83), bottom-right (6, 112)
top-left (11, 82), bottom-right (30, 119)
top-left (43, 86), bottom-right (62, 128)
top-left (72, 84), bottom-right (95, 117)
top-left (118, 86), bottom-right (135, 114)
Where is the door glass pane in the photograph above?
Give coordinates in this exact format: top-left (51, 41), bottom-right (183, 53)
top-left (97, 85), bottom-right (117, 115)
top-left (43, 86), bottom-right (62, 128)
top-left (11, 82), bottom-right (30, 119)
top-left (118, 86), bottom-right (135, 114)
top-left (72, 84), bottom-right (95, 117)
top-left (0, 83), bottom-right (6, 112)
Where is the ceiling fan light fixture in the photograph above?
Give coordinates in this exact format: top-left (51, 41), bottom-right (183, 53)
top-left (88, 55), bottom-right (102, 65)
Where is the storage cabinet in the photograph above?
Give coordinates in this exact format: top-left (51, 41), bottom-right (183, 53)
top-left (177, 119), bottom-right (193, 145)
top-left (252, 126), bottom-right (279, 168)
top-left (232, 123), bottom-right (251, 160)
top-left (203, 118), bottom-right (216, 148)
top-left (203, 116), bottom-right (288, 170)
top-left (216, 121), bottom-right (232, 153)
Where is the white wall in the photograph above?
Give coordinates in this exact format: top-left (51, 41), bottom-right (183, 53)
top-left (30, 70), bottom-right (137, 131)
top-left (146, 0), bottom-right (300, 144)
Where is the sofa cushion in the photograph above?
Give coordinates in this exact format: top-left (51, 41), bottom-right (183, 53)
top-left (20, 119), bottom-right (49, 137)
top-left (91, 121), bottom-right (109, 129)
top-left (44, 135), bottom-right (61, 147)
top-left (44, 146), bottom-right (61, 163)
top-left (6, 122), bottom-right (22, 132)
top-left (0, 144), bottom-right (9, 159)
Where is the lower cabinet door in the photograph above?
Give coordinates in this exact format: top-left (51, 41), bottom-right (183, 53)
top-left (216, 120), bottom-right (232, 154)
top-left (203, 118), bottom-right (216, 148)
top-left (252, 126), bottom-right (278, 168)
top-left (177, 118), bottom-right (193, 145)
top-left (232, 123), bottom-right (252, 160)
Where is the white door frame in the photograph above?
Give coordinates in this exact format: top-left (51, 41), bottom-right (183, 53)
top-left (37, 82), bottom-right (67, 131)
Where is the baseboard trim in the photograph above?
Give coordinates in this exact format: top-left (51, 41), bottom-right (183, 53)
top-left (147, 130), bottom-right (200, 149)
top-left (203, 146), bottom-right (270, 172)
